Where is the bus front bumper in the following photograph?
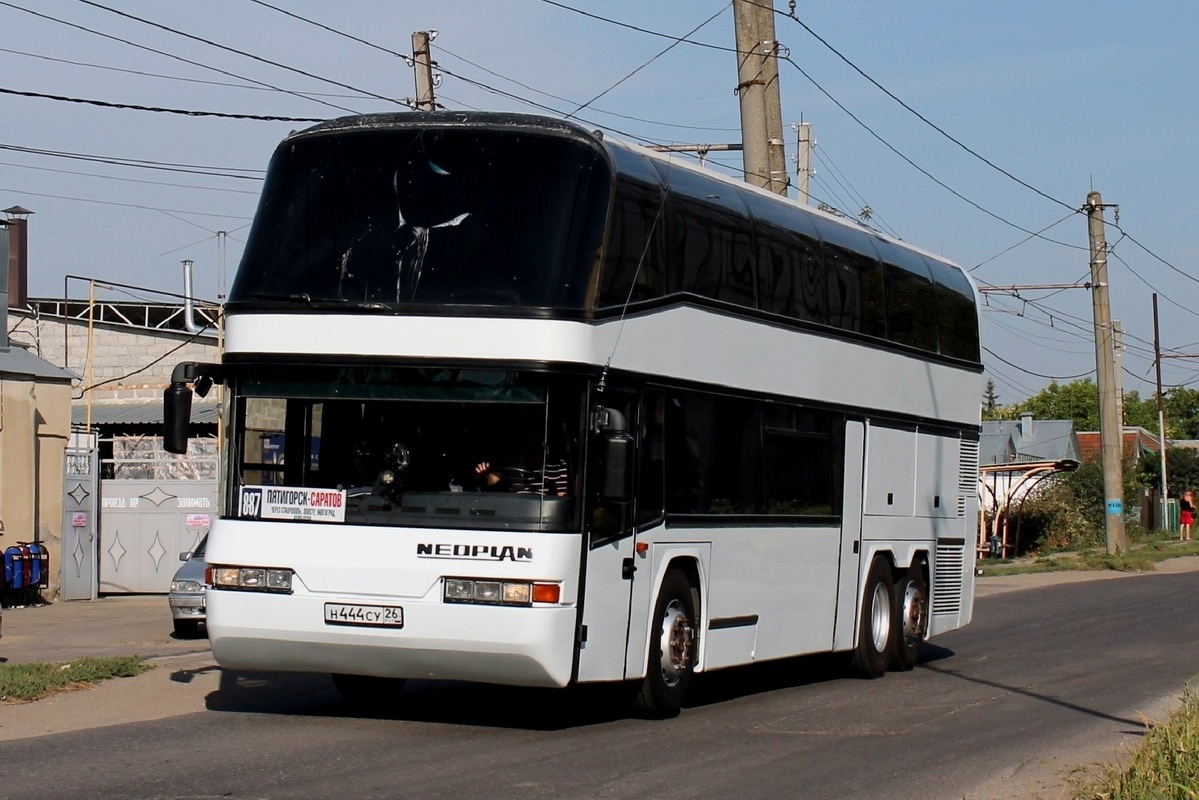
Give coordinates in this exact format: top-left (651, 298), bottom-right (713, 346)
top-left (206, 590), bottom-right (579, 688)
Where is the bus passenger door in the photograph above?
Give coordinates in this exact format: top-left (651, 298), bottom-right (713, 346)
top-left (575, 389), bottom-right (647, 684)
top-left (832, 419), bottom-right (866, 651)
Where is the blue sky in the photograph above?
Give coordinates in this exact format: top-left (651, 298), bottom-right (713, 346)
top-left (2, 1), bottom-right (1196, 404)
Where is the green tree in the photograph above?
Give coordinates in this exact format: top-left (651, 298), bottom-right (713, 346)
top-left (1015, 453), bottom-right (1149, 554)
top-left (988, 379), bottom-right (1174, 433)
top-left (1140, 446), bottom-right (1199, 498)
top-left (982, 379), bottom-right (999, 417)
top-left (1164, 388), bottom-right (1199, 439)
top-left (1121, 389), bottom-right (1159, 431)
top-left (1013, 379), bottom-right (1101, 430)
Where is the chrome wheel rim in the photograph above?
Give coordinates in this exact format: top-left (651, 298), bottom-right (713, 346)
top-left (870, 582), bottom-right (890, 652)
top-left (657, 600), bottom-right (694, 687)
top-left (901, 581), bottom-right (927, 646)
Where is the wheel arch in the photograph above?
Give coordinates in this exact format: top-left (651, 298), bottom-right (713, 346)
top-left (629, 548), bottom-right (708, 680)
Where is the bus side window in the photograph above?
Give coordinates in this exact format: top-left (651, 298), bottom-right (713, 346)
top-left (636, 392), bottom-right (665, 528)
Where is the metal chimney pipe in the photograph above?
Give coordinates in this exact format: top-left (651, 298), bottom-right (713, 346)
top-left (182, 259), bottom-right (214, 335)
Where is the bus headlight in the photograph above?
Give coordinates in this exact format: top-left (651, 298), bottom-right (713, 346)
top-left (210, 565), bottom-right (294, 593)
top-left (443, 578), bottom-right (560, 606)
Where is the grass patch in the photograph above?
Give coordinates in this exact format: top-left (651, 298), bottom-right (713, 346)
top-left (979, 540), bottom-right (1199, 577)
top-left (0, 656), bottom-right (152, 704)
top-left (1072, 688), bottom-right (1199, 799)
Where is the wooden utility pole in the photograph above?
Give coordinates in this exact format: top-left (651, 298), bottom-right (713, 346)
top-left (732, 1), bottom-right (786, 195)
top-left (1087, 190), bottom-right (1126, 555)
top-left (412, 31), bottom-right (437, 111)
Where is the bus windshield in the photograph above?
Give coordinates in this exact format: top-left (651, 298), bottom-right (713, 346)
top-left (232, 367), bottom-right (584, 532)
top-left (230, 126), bottom-right (611, 309)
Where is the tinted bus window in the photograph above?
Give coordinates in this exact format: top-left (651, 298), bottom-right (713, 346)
top-left (813, 217), bottom-right (884, 337)
top-left (742, 191), bottom-right (828, 325)
top-left (597, 148), bottom-right (665, 308)
top-left (924, 256), bottom-right (981, 362)
top-left (660, 165), bottom-right (756, 307)
top-left (232, 128), bottom-right (610, 309)
top-left (761, 405), bottom-right (841, 516)
top-left (873, 238), bottom-right (937, 352)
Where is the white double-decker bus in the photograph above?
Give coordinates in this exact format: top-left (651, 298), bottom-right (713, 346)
top-left (165, 111), bottom-right (981, 717)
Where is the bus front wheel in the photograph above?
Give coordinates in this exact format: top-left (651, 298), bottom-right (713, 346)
top-left (890, 567), bottom-right (928, 671)
top-left (851, 557), bottom-right (893, 678)
top-left (634, 570), bottom-right (698, 718)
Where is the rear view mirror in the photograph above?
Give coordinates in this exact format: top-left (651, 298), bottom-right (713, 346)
top-left (163, 381), bottom-right (193, 455)
top-left (162, 361), bottom-right (223, 455)
top-left (594, 406), bottom-right (633, 501)
top-left (602, 434), bottom-right (632, 500)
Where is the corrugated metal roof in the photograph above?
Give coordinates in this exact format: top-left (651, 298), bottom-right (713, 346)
top-left (72, 400), bottom-right (220, 427)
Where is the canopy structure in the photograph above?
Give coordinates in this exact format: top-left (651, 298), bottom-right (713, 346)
top-left (978, 458), bottom-right (1080, 559)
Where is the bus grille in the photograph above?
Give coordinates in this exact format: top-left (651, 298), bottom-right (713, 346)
top-left (933, 542), bottom-right (965, 615)
top-left (958, 439), bottom-right (980, 517)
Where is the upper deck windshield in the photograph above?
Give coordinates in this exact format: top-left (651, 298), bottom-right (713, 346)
top-left (232, 367), bottom-right (584, 532)
top-left (230, 124), bottom-right (611, 309)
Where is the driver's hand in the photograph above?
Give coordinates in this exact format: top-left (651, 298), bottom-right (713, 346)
top-left (475, 462), bottom-right (500, 486)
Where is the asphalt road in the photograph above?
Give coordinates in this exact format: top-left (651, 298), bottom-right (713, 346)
top-left (2, 569), bottom-right (1197, 800)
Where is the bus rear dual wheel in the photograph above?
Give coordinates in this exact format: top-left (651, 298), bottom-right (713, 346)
top-left (852, 556), bottom-right (928, 677)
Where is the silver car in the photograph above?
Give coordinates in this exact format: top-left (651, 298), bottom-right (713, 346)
top-left (168, 533), bottom-right (207, 638)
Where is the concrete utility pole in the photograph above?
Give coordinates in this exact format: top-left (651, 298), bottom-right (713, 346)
top-left (757, 5), bottom-right (788, 196)
top-left (732, 1), bottom-right (786, 195)
top-left (1114, 319), bottom-right (1124, 425)
top-left (1087, 190), bottom-right (1126, 555)
top-left (412, 31), bottom-right (437, 111)
top-left (794, 121), bottom-right (812, 205)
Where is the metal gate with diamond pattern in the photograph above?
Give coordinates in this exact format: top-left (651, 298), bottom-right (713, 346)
top-left (61, 434), bottom-right (99, 600)
top-left (98, 481), bottom-right (217, 593)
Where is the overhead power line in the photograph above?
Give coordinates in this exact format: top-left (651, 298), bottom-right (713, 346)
top-left (246, 0), bottom-right (740, 134)
top-left (0, 45), bottom-right (380, 100)
top-left (753, 0), bottom-right (1076, 212)
top-left (73, 0), bottom-right (408, 109)
top-left (0, 186), bottom-right (252, 219)
top-left (0, 159), bottom-right (261, 194)
top-left (983, 345), bottom-right (1094, 381)
top-left (537, 0), bottom-right (736, 53)
top-left (565, 4), bottom-right (728, 119)
top-left (535, 0), bottom-right (1085, 251)
top-left (777, 54), bottom-right (1085, 250)
top-left (0, 0), bottom-right (358, 114)
top-left (968, 211), bottom-right (1081, 272)
top-left (0, 143), bottom-right (264, 179)
top-left (0, 85), bottom-right (326, 122)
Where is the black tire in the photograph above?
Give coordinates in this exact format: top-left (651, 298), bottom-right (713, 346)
top-left (851, 557), bottom-right (893, 678)
top-left (889, 567), bottom-right (928, 672)
top-left (172, 618), bottom-right (201, 639)
top-left (332, 673), bottom-right (407, 706)
top-left (634, 570), bottom-right (698, 718)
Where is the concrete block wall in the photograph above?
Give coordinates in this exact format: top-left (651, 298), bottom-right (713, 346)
top-left (8, 315), bottom-right (218, 399)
